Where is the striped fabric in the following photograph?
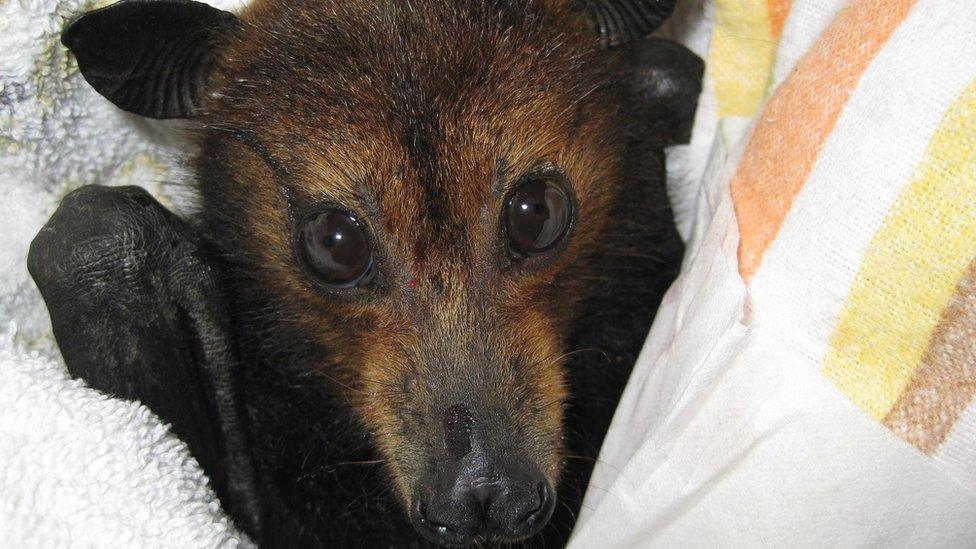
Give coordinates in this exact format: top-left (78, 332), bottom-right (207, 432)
top-left (573, 1), bottom-right (976, 545)
top-left (730, 0), bottom-right (976, 488)
top-left (709, 0), bottom-right (790, 118)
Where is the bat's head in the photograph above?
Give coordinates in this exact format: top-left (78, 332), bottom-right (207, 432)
top-left (63, 0), bottom-right (701, 544)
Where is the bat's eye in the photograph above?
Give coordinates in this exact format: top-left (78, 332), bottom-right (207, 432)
top-left (298, 209), bottom-right (373, 288)
top-left (505, 178), bottom-right (572, 257)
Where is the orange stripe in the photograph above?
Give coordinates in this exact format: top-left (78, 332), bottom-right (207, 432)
top-left (730, 0), bottom-right (917, 279)
top-left (766, 0), bottom-right (791, 40)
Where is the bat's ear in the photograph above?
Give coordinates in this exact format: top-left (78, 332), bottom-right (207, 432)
top-left (577, 0), bottom-right (677, 49)
top-left (61, 0), bottom-right (242, 119)
top-left (615, 37), bottom-right (704, 145)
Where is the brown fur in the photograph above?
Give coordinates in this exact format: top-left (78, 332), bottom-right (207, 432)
top-left (202, 0), bottom-right (627, 501)
top-left (165, 0), bottom-right (692, 545)
top-left (36, 0), bottom-right (696, 544)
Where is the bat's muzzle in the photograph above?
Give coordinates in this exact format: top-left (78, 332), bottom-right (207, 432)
top-left (406, 402), bottom-right (556, 546)
top-left (409, 456), bottom-right (555, 546)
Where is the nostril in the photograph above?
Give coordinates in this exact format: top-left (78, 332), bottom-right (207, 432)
top-left (411, 498), bottom-right (477, 547)
top-left (412, 500), bottom-right (450, 544)
top-left (495, 480), bottom-right (555, 539)
top-left (517, 482), bottom-right (551, 525)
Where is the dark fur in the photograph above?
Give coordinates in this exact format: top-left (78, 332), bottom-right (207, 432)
top-left (31, 0), bottom-right (700, 546)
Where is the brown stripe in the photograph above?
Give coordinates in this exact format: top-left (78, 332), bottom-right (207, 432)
top-left (883, 256), bottom-right (976, 454)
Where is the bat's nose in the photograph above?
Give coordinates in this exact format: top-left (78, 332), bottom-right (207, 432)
top-left (411, 466), bottom-right (554, 546)
top-left (409, 401), bottom-right (555, 547)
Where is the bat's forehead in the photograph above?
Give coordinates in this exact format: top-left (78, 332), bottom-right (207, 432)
top-left (208, 0), bottom-right (609, 275)
top-left (210, 0), bottom-right (598, 141)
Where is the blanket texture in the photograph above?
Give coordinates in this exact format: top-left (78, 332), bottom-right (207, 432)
top-left (1, 0), bottom-right (193, 353)
top-left (0, 0), bottom-right (249, 545)
top-left (0, 325), bottom-right (249, 547)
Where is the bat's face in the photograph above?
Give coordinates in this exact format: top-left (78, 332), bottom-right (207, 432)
top-left (60, 0), bottom-right (701, 544)
top-left (199, 4), bottom-right (619, 543)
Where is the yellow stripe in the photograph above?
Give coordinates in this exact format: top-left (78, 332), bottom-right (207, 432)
top-left (824, 79), bottom-right (976, 420)
top-left (709, 0), bottom-right (779, 117)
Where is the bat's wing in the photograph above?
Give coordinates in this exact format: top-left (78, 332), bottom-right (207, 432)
top-left (28, 185), bottom-right (262, 536)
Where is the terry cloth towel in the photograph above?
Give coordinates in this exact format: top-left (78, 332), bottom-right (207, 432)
top-left (0, 325), bottom-right (249, 547)
top-left (572, 0), bottom-right (976, 547)
top-left (0, 0), bottom-right (251, 545)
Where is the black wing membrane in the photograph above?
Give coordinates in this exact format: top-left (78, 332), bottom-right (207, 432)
top-left (28, 185), bottom-right (262, 535)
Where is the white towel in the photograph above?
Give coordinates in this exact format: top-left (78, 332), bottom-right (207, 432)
top-left (0, 0), bottom-right (250, 544)
top-left (0, 324), bottom-right (250, 547)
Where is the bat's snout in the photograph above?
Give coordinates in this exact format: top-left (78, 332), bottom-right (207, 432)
top-left (410, 455), bottom-right (555, 546)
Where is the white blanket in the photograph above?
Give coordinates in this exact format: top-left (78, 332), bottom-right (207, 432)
top-left (0, 0), bottom-right (250, 545)
top-left (0, 325), bottom-right (249, 547)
